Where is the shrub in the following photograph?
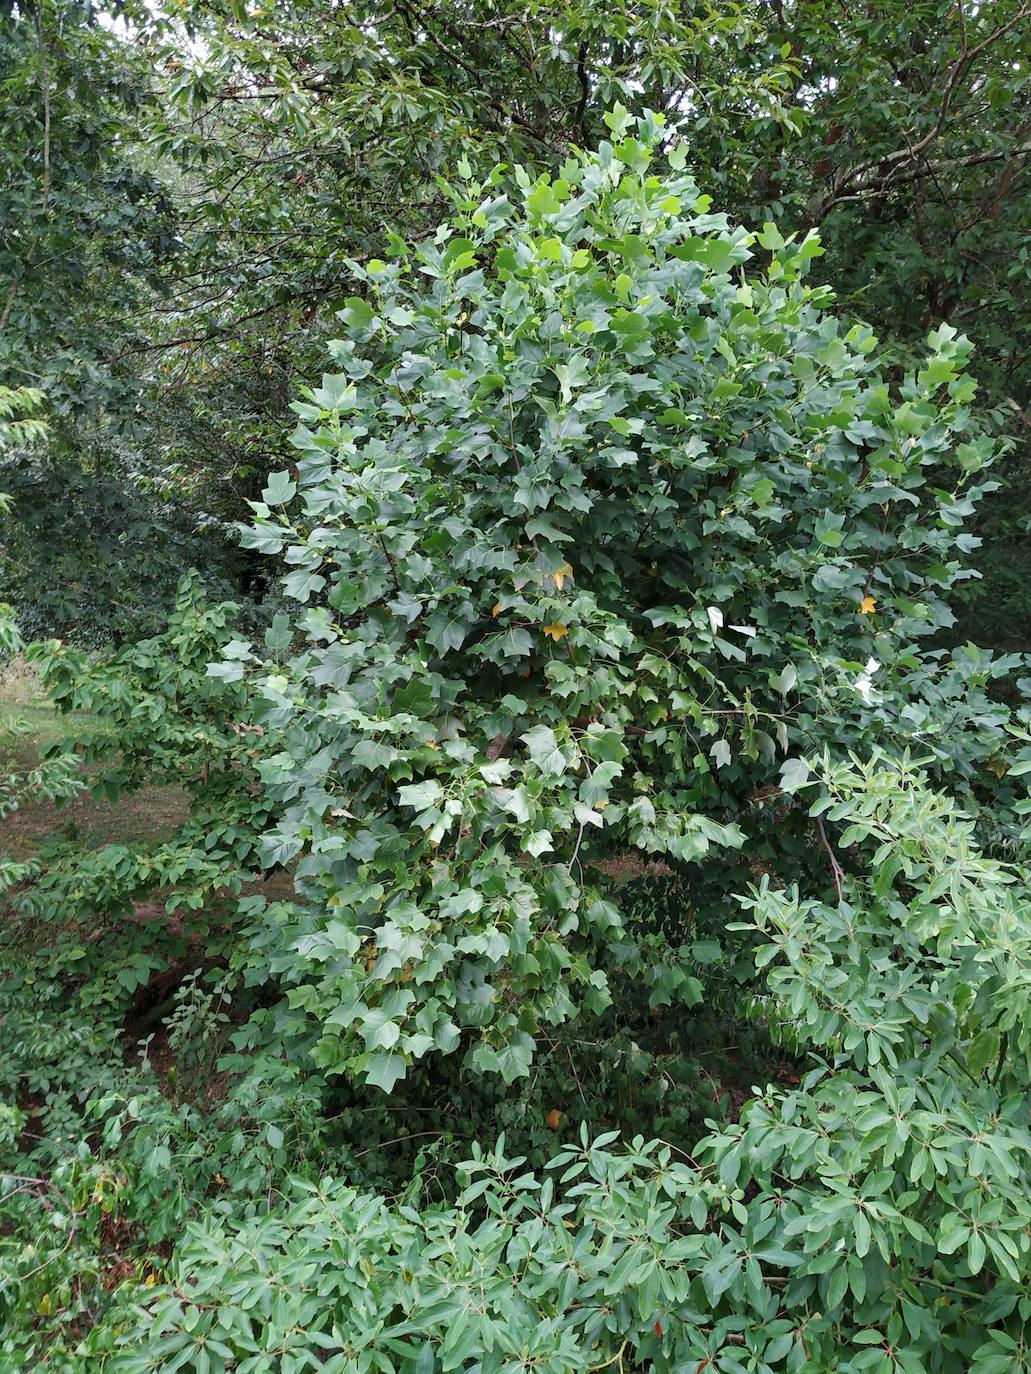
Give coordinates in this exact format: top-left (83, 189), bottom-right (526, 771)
top-left (4, 112), bottom-right (1026, 1373)
top-left (211, 108), bottom-right (999, 1090)
top-left (114, 756), bottom-right (1031, 1374)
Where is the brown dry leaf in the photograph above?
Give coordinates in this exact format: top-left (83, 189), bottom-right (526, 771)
top-left (486, 734), bottom-right (509, 762)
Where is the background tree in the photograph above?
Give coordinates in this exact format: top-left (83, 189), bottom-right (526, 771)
top-left (5, 0), bottom-right (1029, 644)
top-left (741, 0), bottom-right (1031, 643)
top-left (0, 0), bottom-right (254, 639)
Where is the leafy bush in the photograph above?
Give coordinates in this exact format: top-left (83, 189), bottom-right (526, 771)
top-left (104, 756), bottom-right (1031, 1374)
top-left (16, 572), bottom-right (275, 923)
top-left (4, 111), bottom-right (1029, 1373)
top-left (213, 108), bottom-right (999, 1091)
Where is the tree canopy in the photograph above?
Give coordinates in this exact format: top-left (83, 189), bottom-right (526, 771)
top-left (2, 0), bottom-right (1030, 641)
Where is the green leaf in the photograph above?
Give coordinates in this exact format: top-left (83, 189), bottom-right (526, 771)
top-left (426, 607), bottom-right (469, 654)
top-left (398, 780), bottom-right (443, 810)
top-left (365, 1053), bottom-right (407, 1092)
top-left (339, 296), bottom-right (375, 330)
top-left (779, 757), bottom-right (811, 791)
top-left (521, 725), bottom-right (566, 778)
top-left (814, 510), bottom-right (846, 547)
top-left (263, 470), bottom-right (296, 506)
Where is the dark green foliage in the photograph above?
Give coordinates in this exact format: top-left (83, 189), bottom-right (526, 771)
top-left (210, 120), bottom-right (1004, 1097)
top-left (724, 0), bottom-right (1031, 645)
top-left (5, 0), bottom-right (1030, 643)
top-left (5, 120), bottom-right (1031, 1370)
top-left (0, 1), bottom-right (174, 407)
top-left (3, 1), bottom-right (1031, 1364)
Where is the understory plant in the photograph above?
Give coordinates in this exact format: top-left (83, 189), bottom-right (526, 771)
top-left (111, 755), bottom-right (1031, 1374)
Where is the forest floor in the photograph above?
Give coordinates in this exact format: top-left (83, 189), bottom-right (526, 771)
top-left (0, 665), bottom-right (189, 859)
top-left (0, 663), bottom-right (297, 1099)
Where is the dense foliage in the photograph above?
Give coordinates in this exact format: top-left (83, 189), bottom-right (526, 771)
top-left (5, 105), bottom-right (1031, 1371)
top-left (2, 0), bottom-right (1029, 642)
top-left (4, 0), bottom-right (1031, 1362)
top-left (104, 758), bottom-right (1031, 1374)
top-left (210, 117), bottom-right (997, 1090)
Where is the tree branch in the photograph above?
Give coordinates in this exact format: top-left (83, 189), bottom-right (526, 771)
top-left (816, 816), bottom-right (845, 903)
top-left (805, 1), bottom-right (1031, 223)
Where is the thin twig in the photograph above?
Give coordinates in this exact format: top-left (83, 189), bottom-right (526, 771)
top-left (816, 816), bottom-right (845, 903)
top-left (568, 819), bottom-right (587, 876)
top-left (588, 1340), bottom-right (628, 1372)
top-left (354, 1130), bottom-right (447, 1156)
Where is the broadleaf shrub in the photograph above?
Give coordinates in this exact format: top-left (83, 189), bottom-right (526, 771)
top-left (214, 110), bottom-right (1001, 1089)
top-left (5, 111), bottom-right (1031, 1373)
top-left (114, 757), bottom-right (1031, 1374)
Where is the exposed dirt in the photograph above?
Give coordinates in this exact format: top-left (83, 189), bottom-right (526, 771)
top-left (0, 782), bottom-right (190, 861)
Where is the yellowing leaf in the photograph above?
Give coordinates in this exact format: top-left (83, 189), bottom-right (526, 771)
top-left (552, 561), bottom-right (573, 590)
top-left (37, 1294), bottom-right (52, 1316)
top-left (860, 595), bottom-right (876, 615)
top-left (542, 624), bottom-right (568, 641)
top-left (492, 602), bottom-right (502, 618)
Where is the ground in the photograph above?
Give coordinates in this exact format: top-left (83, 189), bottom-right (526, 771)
top-left (1, 657), bottom-right (189, 859)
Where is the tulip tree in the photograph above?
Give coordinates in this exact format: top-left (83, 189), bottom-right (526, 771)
top-left (212, 109), bottom-right (997, 1091)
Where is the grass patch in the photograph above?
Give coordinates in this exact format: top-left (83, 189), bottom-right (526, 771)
top-left (0, 700), bottom-right (95, 759)
top-left (1, 674), bottom-right (189, 858)
top-left (1, 655), bottom-right (95, 758)
top-left (0, 652), bottom-right (43, 707)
